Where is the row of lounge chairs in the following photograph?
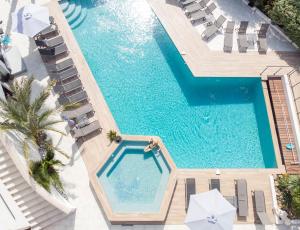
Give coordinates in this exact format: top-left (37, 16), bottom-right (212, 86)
top-left (179, 0), bottom-right (227, 41)
top-left (185, 178), bottom-right (271, 224)
top-left (35, 17), bottom-right (102, 141)
top-left (179, 0), bottom-right (269, 53)
top-left (237, 22), bottom-right (269, 53)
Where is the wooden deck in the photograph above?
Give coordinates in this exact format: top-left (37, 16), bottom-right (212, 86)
top-left (268, 77), bottom-right (300, 174)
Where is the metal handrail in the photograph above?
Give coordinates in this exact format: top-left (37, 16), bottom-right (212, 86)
top-left (260, 65), bottom-right (291, 76)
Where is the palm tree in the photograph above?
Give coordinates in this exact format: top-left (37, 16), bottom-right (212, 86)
top-left (0, 77), bottom-right (71, 160)
top-left (29, 144), bottom-right (64, 193)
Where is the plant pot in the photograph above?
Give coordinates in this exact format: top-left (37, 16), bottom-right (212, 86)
top-left (115, 135), bottom-right (122, 143)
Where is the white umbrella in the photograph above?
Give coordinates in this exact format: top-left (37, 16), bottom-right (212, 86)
top-left (11, 4), bottom-right (50, 37)
top-left (185, 189), bottom-right (236, 230)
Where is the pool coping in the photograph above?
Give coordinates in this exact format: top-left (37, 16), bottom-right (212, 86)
top-left (90, 135), bottom-right (177, 224)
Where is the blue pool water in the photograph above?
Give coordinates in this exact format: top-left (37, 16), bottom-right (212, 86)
top-left (97, 141), bottom-right (171, 213)
top-left (73, 0), bottom-right (277, 168)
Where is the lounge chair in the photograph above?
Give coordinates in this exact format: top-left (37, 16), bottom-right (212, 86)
top-left (39, 43), bottom-right (68, 58)
top-left (185, 178), bottom-right (196, 211)
top-left (224, 196), bottom-right (238, 208)
top-left (236, 179), bottom-right (248, 217)
top-left (253, 191), bottom-right (271, 224)
top-left (50, 67), bottom-right (78, 81)
top-left (62, 103), bottom-right (94, 119)
top-left (199, 0), bottom-right (210, 8)
top-left (190, 3), bottom-right (216, 23)
top-left (1, 46), bottom-right (27, 76)
top-left (35, 36), bottom-right (64, 48)
top-left (238, 21), bottom-right (248, 34)
top-left (258, 37), bottom-right (268, 53)
top-left (180, 0), bottom-right (196, 7)
top-left (184, 3), bottom-right (202, 15)
top-left (46, 58), bottom-right (74, 72)
top-left (237, 21), bottom-right (249, 52)
top-left (202, 15), bottom-right (226, 40)
top-left (223, 21), bottom-right (235, 52)
top-left (73, 120), bottom-right (101, 139)
top-left (54, 78), bottom-right (82, 93)
top-left (58, 90), bottom-right (88, 105)
top-left (209, 178), bottom-right (220, 192)
top-left (258, 23), bottom-right (270, 38)
top-left (257, 23), bottom-right (269, 54)
top-left (38, 24), bottom-right (58, 38)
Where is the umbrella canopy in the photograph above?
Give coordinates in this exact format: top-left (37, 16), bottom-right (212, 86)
top-left (11, 4), bottom-right (50, 37)
top-left (185, 189), bottom-right (236, 230)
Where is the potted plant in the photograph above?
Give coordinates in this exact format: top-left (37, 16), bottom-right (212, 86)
top-left (107, 130), bottom-right (122, 143)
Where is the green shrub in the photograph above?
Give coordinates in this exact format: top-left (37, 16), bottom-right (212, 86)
top-left (268, 0), bottom-right (300, 47)
top-left (251, 0), bottom-right (300, 47)
top-left (276, 174), bottom-right (300, 218)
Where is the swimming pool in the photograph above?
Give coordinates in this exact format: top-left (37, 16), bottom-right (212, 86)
top-left (72, 0), bottom-right (277, 168)
top-left (97, 140), bottom-right (171, 213)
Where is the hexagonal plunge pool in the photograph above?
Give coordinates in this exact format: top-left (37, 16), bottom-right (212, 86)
top-left (97, 140), bottom-right (171, 213)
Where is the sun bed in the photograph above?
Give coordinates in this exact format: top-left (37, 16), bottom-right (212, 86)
top-left (236, 179), bottom-right (248, 217)
top-left (35, 36), bottom-right (64, 48)
top-left (209, 178), bottom-right (220, 192)
top-left (253, 191), bottom-right (271, 225)
top-left (58, 90), bottom-right (88, 105)
top-left (185, 178), bottom-right (196, 211)
top-left (199, 0), bottom-right (210, 8)
top-left (238, 21), bottom-right (248, 34)
top-left (39, 43), bottom-right (68, 57)
top-left (1, 46), bottom-right (27, 76)
top-left (62, 103), bottom-right (94, 119)
top-left (47, 58), bottom-right (74, 72)
top-left (257, 23), bottom-right (269, 54)
top-left (180, 0), bottom-right (196, 7)
top-left (54, 78), bottom-right (82, 93)
top-left (237, 21), bottom-right (249, 52)
top-left (37, 24), bottom-right (58, 38)
top-left (224, 196), bottom-right (238, 208)
top-left (223, 21), bottom-right (235, 52)
top-left (50, 67), bottom-right (78, 81)
top-left (202, 15), bottom-right (226, 40)
top-left (184, 3), bottom-right (202, 15)
top-left (258, 37), bottom-right (268, 53)
top-left (190, 3), bottom-right (216, 24)
top-left (73, 120), bottom-right (101, 139)
top-left (258, 23), bottom-right (270, 38)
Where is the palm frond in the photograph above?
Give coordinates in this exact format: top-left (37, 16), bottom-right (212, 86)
top-left (52, 145), bottom-right (69, 159)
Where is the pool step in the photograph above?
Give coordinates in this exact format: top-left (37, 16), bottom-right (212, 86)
top-left (71, 6), bottom-right (87, 29)
top-left (67, 1), bottom-right (82, 25)
top-left (64, 0), bottom-right (77, 18)
top-left (59, 0), bottom-right (87, 29)
top-left (60, 0), bottom-right (70, 12)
